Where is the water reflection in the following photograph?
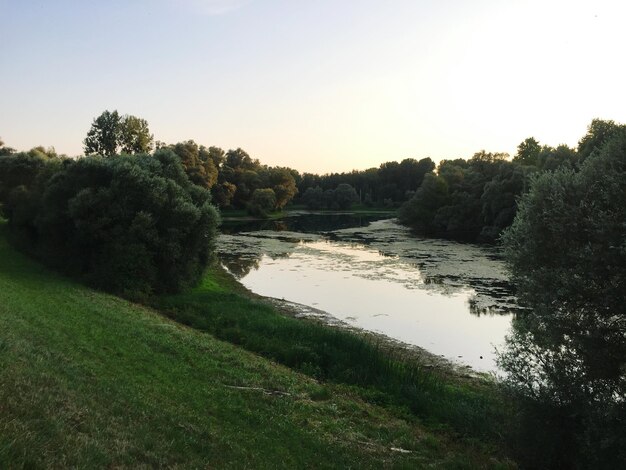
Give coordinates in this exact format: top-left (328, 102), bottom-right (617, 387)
top-left (217, 217), bottom-right (520, 372)
top-left (221, 212), bottom-right (386, 234)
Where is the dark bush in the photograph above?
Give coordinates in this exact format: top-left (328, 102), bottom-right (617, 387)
top-left (2, 150), bottom-right (219, 298)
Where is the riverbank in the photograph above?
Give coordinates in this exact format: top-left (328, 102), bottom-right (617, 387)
top-left (262, 296), bottom-right (489, 382)
top-left (153, 263), bottom-right (514, 454)
top-left (217, 215), bottom-right (516, 373)
top-left (0, 222), bottom-right (515, 467)
top-left (212, 251), bottom-right (490, 381)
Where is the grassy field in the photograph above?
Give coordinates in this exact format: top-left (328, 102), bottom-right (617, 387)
top-left (0, 223), bottom-right (514, 468)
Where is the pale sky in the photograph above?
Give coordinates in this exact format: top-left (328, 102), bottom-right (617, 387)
top-left (1, 0), bottom-right (625, 173)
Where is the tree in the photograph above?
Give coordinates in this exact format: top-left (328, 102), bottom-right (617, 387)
top-left (398, 173), bottom-right (449, 234)
top-left (334, 183), bottom-right (359, 209)
top-left (206, 146), bottom-right (225, 169)
top-left (169, 140), bottom-right (218, 189)
top-left (513, 137), bottom-right (541, 166)
top-left (247, 188), bottom-right (276, 217)
top-left (266, 167), bottom-right (297, 209)
top-left (500, 128), bottom-right (626, 468)
top-left (302, 186), bottom-right (325, 209)
top-left (119, 115), bottom-right (153, 154)
top-left (225, 148), bottom-right (258, 171)
top-left (577, 118), bottom-right (625, 161)
top-left (536, 144), bottom-right (577, 171)
top-left (211, 182), bottom-right (237, 208)
top-left (84, 110), bottom-right (153, 156)
top-left (0, 142), bottom-right (17, 156)
top-left (84, 110), bottom-right (121, 156)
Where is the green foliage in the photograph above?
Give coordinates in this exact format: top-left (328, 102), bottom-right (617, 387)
top-left (513, 137), bottom-right (541, 166)
top-left (0, 138), bottom-right (17, 156)
top-left (211, 181), bottom-right (237, 207)
top-left (333, 183), bottom-right (359, 209)
top-left (118, 115), bottom-right (153, 154)
top-left (536, 143), bottom-right (578, 171)
top-left (84, 110), bottom-right (154, 156)
top-left (577, 118), bottom-right (626, 161)
top-left (399, 152), bottom-right (517, 242)
top-left (247, 188), bottom-right (276, 216)
top-left (500, 128), bottom-right (626, 468)
top-left (398, 173), bottom-right (448, 233)
top-left (83, 110), bottom-right (121, 156)
top-left (167, 140), bottom-right (219, 189)
top-left (302, 186), bottom-right (325, 209)
top-left (267, 167), bottom-right (298, 209)
top-left (2, 151), bottom-right (219, 298)
top-left (398, 136), bottom-right (581, 242)
top-left (296, 158), bottom-right (434, 208)
top-left (301, 184), bottom-right (358, 210)
top-left (208, 148), bottom-right (298, 210)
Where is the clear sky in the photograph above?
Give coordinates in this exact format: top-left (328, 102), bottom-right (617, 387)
top-left (1, 0), bottom-right (625, 173)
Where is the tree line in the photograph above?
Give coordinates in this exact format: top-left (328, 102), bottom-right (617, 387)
top-left (398, 119), bottom-right (626, 242)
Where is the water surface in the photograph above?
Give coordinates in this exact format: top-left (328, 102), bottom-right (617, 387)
top-left (218, 214), bottom-right (519, 373)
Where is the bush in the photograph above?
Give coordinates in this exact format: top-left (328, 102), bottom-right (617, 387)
top-left (3, 150), bottom-right (219, 298)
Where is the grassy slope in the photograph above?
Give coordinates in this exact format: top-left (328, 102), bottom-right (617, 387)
top-left (155, 266), bottom-right (510, 445)
top-left (0, 225), bottom-right (512, 468)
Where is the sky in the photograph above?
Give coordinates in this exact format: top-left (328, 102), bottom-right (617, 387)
top-left (1, 0), bottom-right (625, 173)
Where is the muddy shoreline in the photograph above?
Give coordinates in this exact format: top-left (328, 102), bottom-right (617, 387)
top-left (259, 293), bottom-right (495, 384)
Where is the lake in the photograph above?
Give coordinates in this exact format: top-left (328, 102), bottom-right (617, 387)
top-left (218, 212), bottom-right (520, 373)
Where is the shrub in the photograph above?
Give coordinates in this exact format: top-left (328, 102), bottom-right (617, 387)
top-left (3, 150), bottom-right (219, 298)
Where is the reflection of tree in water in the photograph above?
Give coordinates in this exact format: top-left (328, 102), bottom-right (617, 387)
top-left (419, 274), bottom-right (519, 317)
top-left (499, 132), bottom-right (626, 469)
top-left (220, 254), bottom-right (262, 279)
top-left (222, 213), bottom-right (386, 235)
top-left (220, 251), bottom-right (294, 279)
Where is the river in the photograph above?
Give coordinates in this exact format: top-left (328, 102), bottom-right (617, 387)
top-left (218, 212), bottom-right (520, 373)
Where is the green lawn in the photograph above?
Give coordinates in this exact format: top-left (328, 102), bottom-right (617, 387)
top-left (0, 223), bottom-right (514, 468)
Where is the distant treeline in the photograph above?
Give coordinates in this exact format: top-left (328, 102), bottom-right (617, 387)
top-left (398, 119), bottom-right (626, 242)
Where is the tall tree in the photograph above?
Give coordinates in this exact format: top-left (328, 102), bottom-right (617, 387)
top-left (119, 115), bottom-right (153, 154)
top-left (84, 110), bottom-right (121, 156)
top-left (84, 110), bottom-right (153, 156)
top-left (513, 137), bottom-right (541, 166)
top-left (0, 138), bottom-right (16, 156)
top-left (577, 118), bottom-right (625, 160)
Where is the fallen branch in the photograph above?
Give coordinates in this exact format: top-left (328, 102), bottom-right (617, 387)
top-left (223, 384), bottom-right (291, 397)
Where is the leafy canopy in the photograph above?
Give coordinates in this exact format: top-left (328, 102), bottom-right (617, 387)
top-left (84, 110), bottom-right (154, 156)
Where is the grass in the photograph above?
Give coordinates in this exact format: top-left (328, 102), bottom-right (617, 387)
top-left (153, 264), bottom-right (512, 448)
top-left (0, 222), bottom-right (515, 468)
